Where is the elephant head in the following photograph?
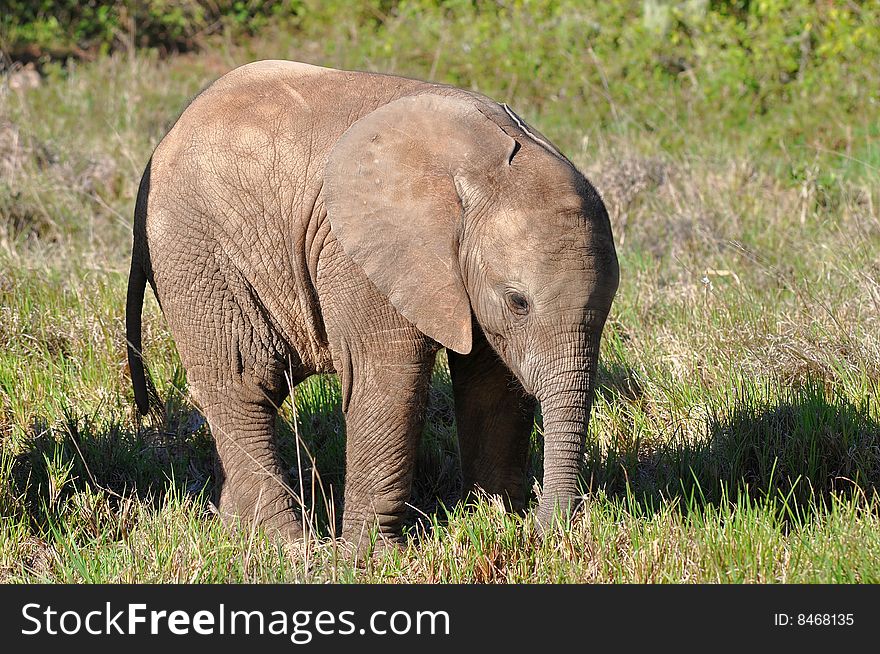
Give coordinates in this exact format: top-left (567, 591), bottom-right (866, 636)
top-left (325, 92), bottom-right (619, 530)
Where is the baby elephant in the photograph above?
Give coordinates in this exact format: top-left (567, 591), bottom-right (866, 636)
top-left (126, 60), bottom-right (619, 551)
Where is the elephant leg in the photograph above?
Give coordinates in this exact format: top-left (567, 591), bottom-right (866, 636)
top-left (151, 239), bottom-right (307, 540)
top-left (340, 340), bottom-right (435, 553)
top-left (192, 375), bottom-right (304, 541)
top-left (448, 327), bottom-right (537, 511)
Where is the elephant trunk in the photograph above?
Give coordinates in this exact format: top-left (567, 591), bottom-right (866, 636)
top-left (534, 329), bottom-right (601, 531)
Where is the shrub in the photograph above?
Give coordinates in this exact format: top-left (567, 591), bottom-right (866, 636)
top-left (0, 1), bottom-right (304, 59)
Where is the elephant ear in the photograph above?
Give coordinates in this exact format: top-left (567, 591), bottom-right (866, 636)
top-left (324, 93), bottom-right (517, 355)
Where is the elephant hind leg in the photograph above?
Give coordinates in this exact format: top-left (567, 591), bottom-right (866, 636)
top-left (152, 242), bottom-right (307, 540)
top-left (448, 327), bottom-right (537, 512)
top-left (192, 374), bottom-right (304, 541)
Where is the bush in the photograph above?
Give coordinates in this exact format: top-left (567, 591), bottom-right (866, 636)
top-left (0, 1), bottom-right (304, 59)
top-left (1, 1), bottom-right (878, 174)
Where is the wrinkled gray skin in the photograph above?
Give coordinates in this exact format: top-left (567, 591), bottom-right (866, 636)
top-left (126, 60), bottom-right (619, 551)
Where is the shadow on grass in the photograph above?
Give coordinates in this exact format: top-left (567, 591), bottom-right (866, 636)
top-left (579, 377), bottom-right (880, 516)
top-left (3, 364), bottom-right (460, 542)
top-left (4, 378), bottom-right (217, 539)
top-left (7, 362), bottom-right (878, 542)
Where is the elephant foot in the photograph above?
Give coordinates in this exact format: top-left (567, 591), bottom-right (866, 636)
top-left (216, 508), bottom-right (306, 543)
top-left (214, 489), bottom-right (306, 544)
top-left (262, 514), bottom-right (307, 544)
top-left (340, 519), bottom-right (406, 564)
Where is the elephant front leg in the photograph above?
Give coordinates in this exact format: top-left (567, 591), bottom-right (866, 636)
top-left (448, 327), bottom-right (537, 512)
top-left (340, 342), bottom-right (434, 555)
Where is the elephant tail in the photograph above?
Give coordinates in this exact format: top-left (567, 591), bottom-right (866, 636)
top-left (126, 164), bottom-right (164, 421)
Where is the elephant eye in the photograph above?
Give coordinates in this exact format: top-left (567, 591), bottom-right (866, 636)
top-left (505, 290), bottom-right (531, 316)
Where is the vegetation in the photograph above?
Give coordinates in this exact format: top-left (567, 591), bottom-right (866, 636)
top-left (1, 1), bottom-right (879, 582)
top-left (0, 1), bottom-right (301, 58)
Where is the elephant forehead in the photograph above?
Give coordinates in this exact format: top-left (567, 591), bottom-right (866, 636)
top-left (474, 208), bottom-right (613, 298)
top-left (482, 204), bottom-right (592, 255)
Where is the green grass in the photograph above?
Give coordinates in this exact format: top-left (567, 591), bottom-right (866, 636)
top-left (2, 3), bottom-right (880, 582)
